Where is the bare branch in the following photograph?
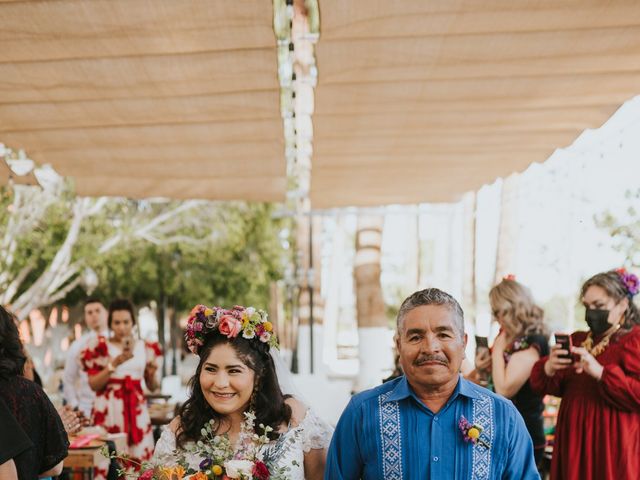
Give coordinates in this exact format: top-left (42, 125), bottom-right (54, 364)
top-left (0, 263), bottom-right (35, 304)
top-left (47, 275), bottom-right (83, 305)
top-left (98, 233), bottom-right (123, 255)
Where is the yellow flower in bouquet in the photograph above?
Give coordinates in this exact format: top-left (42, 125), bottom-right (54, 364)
top-left (212, 465), bottom-right (223, 476)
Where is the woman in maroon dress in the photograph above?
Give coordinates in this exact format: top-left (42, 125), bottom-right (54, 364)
top-left (530, 268), bottom-right (640, 479)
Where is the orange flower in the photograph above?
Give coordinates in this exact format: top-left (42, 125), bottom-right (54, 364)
top-left (190, 473), bottom-right (208, 480)
top-left (159, 466), bottom-right (186, 480)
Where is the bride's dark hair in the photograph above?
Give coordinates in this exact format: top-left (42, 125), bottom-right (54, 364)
top-left (176, 333), bottom-right (291, 448)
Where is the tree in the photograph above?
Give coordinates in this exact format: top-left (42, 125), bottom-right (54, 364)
top-left (597, 188), bottom-right (640, 268)
top-left (0, 180), bottom-right (289, 318)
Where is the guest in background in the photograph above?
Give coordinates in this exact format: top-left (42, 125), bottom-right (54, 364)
top-left (82, 299), bottom-right (160, 470)
top-left (0, 305), bottom-right (68, 479)
top-left (530, 268), bottom-right (640, 479)
top-left (63, 297), bottom-right (109, 417)
top-left (473, 277), bottom-right (549, 466)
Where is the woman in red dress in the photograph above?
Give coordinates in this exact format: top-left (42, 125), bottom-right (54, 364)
top-left (530, 268), bottom-right (640, 479)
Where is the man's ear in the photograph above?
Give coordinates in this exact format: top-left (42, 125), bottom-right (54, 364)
top-left (462, 333), bottom-right (468, 358)
top-left (394, 333), bottom-right (401, 353)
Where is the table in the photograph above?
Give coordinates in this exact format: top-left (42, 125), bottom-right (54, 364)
top-left (65, 443), bottom-right (105, 480)
top-left (64, 433), bottom-right (126, 480)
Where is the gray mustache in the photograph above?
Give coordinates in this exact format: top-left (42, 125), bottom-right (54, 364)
top-left (414, 354), bottom-right (448, 366)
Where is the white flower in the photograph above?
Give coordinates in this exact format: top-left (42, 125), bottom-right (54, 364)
top-left (242, 326), bottom-right (256, 339)
top-left (224, 459), bottom-right (254, 479)
top-left (245, 307), bottom-right (256, 316)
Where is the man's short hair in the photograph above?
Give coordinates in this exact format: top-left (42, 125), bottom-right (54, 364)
top-left (83, 297), bottom-right (104, 308)
top-left (396, 288), bottom-right (465, 336)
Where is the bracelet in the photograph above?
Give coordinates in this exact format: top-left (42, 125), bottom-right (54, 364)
top-left (107, 362), bottom-right (115, 373)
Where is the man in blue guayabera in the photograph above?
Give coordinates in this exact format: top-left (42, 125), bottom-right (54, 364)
top-left (325, 288), bottom-right (540, 480)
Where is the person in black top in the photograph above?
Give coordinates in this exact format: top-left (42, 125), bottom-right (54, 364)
top-left (475, 277), bottom-right (550, 468)
top-left (0, 397), bottom-right (33, 480)
top-left (0, 305), bottom-right (69, 480)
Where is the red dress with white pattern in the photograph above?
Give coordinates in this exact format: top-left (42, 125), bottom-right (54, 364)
top-left (82, 337), bottom-right (159, 467)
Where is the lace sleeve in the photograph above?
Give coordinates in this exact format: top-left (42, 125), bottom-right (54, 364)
top-left (152, 426), bottom-right (177, 463)
top-left (299, 408), bottom-right (334, 452)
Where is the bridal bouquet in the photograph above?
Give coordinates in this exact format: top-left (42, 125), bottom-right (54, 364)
top-left (106, 412), bottom-right (297, 480)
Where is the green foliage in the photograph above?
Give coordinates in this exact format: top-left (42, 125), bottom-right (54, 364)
top-left (0, 185), bottom-right (76, 298)
top-left (597, 188), bottom-right (640, 267)
top-left (82, 202), bottom-right (290, 312)
top-left (0, 184), bottom-right (291, 314)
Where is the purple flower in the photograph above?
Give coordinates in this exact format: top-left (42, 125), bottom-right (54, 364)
top-left (623, 273), bottom-right (639, 295)
top-left (616, 268), bottom-right (639, 296)
top-left (199, 458), bottom-right (213, 470)
top-left (458, 415), bottom-right (489, 448)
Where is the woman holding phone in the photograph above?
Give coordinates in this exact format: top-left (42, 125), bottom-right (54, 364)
top-left (82, 299), bottom-right (161, 473)
top-left (471, 277), bottom-right (549, 467)
top-left (530, 268), bottom-right (640, 479)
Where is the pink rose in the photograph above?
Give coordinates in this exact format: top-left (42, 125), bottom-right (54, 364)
top-left (218, 315), bottom-right (242, 338)
top-left (259, 331), bottom-right (271, 343)
top-left (139, 469), bottom-right (154, 480)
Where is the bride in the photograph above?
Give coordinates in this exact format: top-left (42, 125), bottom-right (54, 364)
top-left (153, 304), bottom-right (332, 479)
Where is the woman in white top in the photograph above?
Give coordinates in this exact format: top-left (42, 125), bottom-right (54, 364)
top-left (153, 304), bottom-right (332, 479)
top-left (82, 299), bottom-right (160, 475)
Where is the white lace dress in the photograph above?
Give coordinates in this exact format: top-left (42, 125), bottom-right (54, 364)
top-left (153, 408), bottom-right (333, 479)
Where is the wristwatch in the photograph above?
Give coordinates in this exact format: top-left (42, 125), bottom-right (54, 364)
top-left (107, 361), bottom-right (115, 373)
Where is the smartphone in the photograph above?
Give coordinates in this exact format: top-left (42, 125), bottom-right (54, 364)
top-left (475, 335), bottom-right (489, 349)
top-left (554, 333), bottom-right (573, 360)
top-left (122, 336), bottom-right (133, 352)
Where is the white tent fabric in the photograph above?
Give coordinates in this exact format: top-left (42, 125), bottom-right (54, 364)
top-left (0, 0), bottom-right (285, 201)
top-left (2, 1), bottom-right (640, 206)
top-left (310, 0), bottom-right (640, 207)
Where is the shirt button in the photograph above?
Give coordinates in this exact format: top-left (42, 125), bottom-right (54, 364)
top-left (434, 416), bottom-right (438, 421)
top-left (433, 456), bottom-right (439, 462)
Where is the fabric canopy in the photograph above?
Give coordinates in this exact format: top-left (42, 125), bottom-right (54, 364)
top-left (0, 0), bottom-right (285, 201)
top-left (310, 0), bottom-right (640, 207)
top-left (2, 1), bottom-right (640, 207)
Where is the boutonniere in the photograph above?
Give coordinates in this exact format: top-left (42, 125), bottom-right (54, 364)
top-left (458, 415), bottom-right (490, 448)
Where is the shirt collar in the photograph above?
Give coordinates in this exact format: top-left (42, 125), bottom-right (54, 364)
top-left (384, 374), bottom-right (482, 403)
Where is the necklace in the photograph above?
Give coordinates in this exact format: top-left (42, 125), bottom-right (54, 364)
top-left (581, 324), bottom-right (621, 356)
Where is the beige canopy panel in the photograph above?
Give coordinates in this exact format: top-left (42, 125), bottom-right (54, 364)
top-left (0, 0), bottom-right (285, 202)
top-left (311, 0), bottom-right (640, 208)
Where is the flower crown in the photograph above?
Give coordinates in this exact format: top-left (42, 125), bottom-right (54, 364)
top-left (615, 268), bottom-right (639, 297)
top-left (185, 304), bottom-right (278, 355)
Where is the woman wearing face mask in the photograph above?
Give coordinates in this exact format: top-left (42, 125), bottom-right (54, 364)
top-left (81, 299), bottom-right (161, 476)
top-left (153, 304), bottom-right (332, 479)
top-left (530, 268), bottom-right (640, 479)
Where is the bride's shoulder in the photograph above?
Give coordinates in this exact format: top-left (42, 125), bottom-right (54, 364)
top-left (168, 416), bottom-right (182, 434)
top-left (285, 397), bottom-right (308, 428)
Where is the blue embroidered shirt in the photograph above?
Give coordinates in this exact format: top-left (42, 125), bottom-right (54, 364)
top-left (325, 375), bottom-right (540, 480)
